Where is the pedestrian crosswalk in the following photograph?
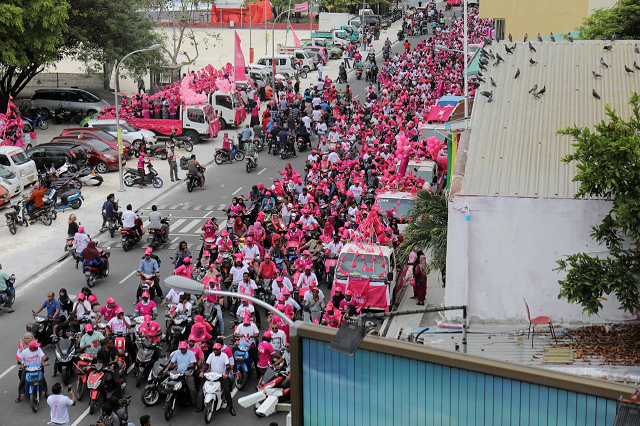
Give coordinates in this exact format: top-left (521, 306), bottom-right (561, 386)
top-left (144, 204), bottom-right (228, 211)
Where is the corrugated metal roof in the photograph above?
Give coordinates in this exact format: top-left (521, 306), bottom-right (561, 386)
top-left (462, 40), bottom-right (640, 198)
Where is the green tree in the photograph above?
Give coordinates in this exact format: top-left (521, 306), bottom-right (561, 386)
top-left (555, 93), bottom-right (640, 315)
top-left (0, 0), bottom-right (69, 108)
top-left (579, 0), bottom-right (640, 40)
top-left (64, 0), bottom-right (165, 90)
top-left (396, 190), bottom-right (448, 274)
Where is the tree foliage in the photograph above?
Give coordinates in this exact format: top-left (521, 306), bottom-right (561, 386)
top-left (555, 93), bottom-right (640, 315)
top-left (396, 190), bottom-right (448, 274)
top-left (0, 0), bottom-right (69, 107)
top-left (579, 0), bottom-right (640, 40)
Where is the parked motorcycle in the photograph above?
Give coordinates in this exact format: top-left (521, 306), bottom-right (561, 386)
top-left (46, 186), bottom-right (83, 210)
top-left (5, 202), bottom-right (28, 235)
top-left (56, 163), bottom-right (103, 186)
top-left (20, 106), bottom-right (48, 130)
top-left (123, 163), bottom-right (163, 188)
top-left (167, 130), bottom-right (194, 151)
top-left (214, 146), bottom-right (245, 165)
top-left (133, 141), bottom-right (168, 160)
top-left (52, 104), bottom-right (84, 125)
top-left (53, 330), bottom-right (78, 385)
top-left (83, 245), bottom-right (110, 288)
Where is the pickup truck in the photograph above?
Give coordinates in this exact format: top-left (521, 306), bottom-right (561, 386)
top-left (310, 30), bottom-right (351, 48)
top-left (339, 25), bottom-right (361, 43)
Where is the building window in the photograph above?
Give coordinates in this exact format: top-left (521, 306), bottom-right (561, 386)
top-left (494, 19), bottom-right (506, 42)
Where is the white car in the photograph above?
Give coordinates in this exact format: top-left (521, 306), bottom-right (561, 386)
top-left (0, 164), bottom-right (23, 197)
top-left (85, 119), bottom-right (157, 148)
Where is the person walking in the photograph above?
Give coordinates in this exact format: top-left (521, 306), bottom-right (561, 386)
top-left (47, 382), bottom-right (75, 426)
top-left (137, 78), bottom-right (146, 94)
top-left (317, 62), bottom-right (323, 80)
top-left (342, 49), bottom-right (350, 68)
top-left (167, 146), bottom-right (179, 182)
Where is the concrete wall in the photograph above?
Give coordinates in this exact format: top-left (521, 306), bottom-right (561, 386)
top-left (445, 194), bottom-right (636, 324)
top-left (20, 73), bottom-right (104, 99)
top-left (478, 0), bottom-right (615, 40)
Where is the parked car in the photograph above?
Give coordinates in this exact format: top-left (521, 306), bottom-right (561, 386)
top-left (0, 185), bottom-right (10, 210)
top-left (60, 127), bottom-right (134, 158)
top-left (49, 137), bottom-right (120, 173)
top-left (0, 146), bottom-right (38, 187)
top-left (26, 143), bottom-right (89, 171)
top-left (31, 88), bottom-right (110, 119)
top-left (84, 119), bottom-right (157, 148)
top-left (302, 46), bottom-right (328, 65)
top-left (0, 164), bottom-right (23, 197)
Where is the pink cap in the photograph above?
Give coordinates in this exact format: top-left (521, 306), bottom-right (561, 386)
top-left (85, 324), bottom-right (93, 332)
top-left (78, 226), bottom-right (85, 233)
top-left (213, 343), bottom-right (222, 349)
top-left (183, 257), bottom-right (191, 263)
top-left (346, 290), bottom-right (353, 296)
top-left (276, 276), bottom-right (284, 282)
top-left (77, 293), bottom-right (85, 300)
top-left (116, 308), bottom-right (124, 314)
top-left (243, 312), bottom-right (251, 323)
top-left (145, 247), bottom-right (153, 255)
top-left (263, 331), bottom-right (271, 339)
top-left (178, 341), bottom-right (188, 349)
top-left (203, 250), bottom-right (210, 257)
top-left (246, 237), bottom-right (253, 242)
top-left (144, 314), bottom-right (151, 322)
top-left (107, 297), bottom-right (116, 304)
top-left (278, 295), bottom-right (285, 302)
top-left (303, 250), bottom-right (311, 256)
top-left (28, 340), bottom-right (41, 349)
top-left (221, 230), bottom-right (229, 236)
top-left (282, 289), bottom-right (290, 295)
top-left (142, 291), bottom-right (150, 298)
top-left (88, 295), bottom-right (97, 303)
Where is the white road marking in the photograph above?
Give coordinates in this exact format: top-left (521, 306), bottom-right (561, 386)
top-left (258, 168), bottom-right (267, 175)
top-left (157, 205), bottom-right (168, 209)
top-left (232, 187), bottom-right (243, 195)
top-left (171, 237), bottom-right (180, 243)
top-left (219, 220), bottom-right (227, 230)
top-left (204, 211), bottom-right (213, 218)
top-left (168, 204), bottom-right (180, 210)
top-left (231, 387), bottom-right (238, 398)
top-left (119, 270), bottom-right (138, 284)
top-left (217, 204), bottom-right (226, 210)
top-left (170, 218), bottom-right (186, 230)
top-left (0, 365), bottom-right (16, 381)
top-left (194, 205), bottom-right (204, 210)
top-left (70, 407), bottom-right (91, 426)
top-left (178, 219), bottom-right (202, 234)
top-left (142, 219), bottom-right (150, 229)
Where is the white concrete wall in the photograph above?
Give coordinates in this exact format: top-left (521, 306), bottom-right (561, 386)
top-left (587, 0), bottom-right (617, 14)
top-left (445, 195), bottom-right (636, 324)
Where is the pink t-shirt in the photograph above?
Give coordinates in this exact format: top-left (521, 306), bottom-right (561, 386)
top-left (135, 300), bottom-right (156, 316)
top-left (257, 341), bottom-right (274, 368)
top-left (138, 321), bottom-right (161, 342)
top-left (99, 304), bottom-right (120, 322)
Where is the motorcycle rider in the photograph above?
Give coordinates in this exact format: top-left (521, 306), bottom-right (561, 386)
top-left (241, 237), bottom-right (261, 272)
top-left (163, 341), bottom-right (197, 411)
top-left (73, 226), bottom-right (91, 261)
top-left (0, 263), bottom-right (15, 313)
top-left (33, 291), bottom-right (61, 337)
top-left (148, 204), bottom-right (169, 242)
top-left (137, 251), bottom-right (160, 299)
top-left (187, 154), bottom-right (205, 190)
top-left (26, 183), bottom-right (46, 221)
top-left (100, 194), bottom-right (120, 232)
top-left (233, 313), bottom-right (260, 367)
top-left (239, 124), bottom-right (253, 150)
top-left (198, 343), bottom-right (235, 416)
top-left (16, 340), bottom-right (49, 403)
top-left (134, 292), bottom-right (157, 317)
top-left (121, 204), bottom-right (140, 240)
top-left (95, 337), bottom-right (123, 399)
top-left (107, 308), bottom-right (134, 366)
top-left (277, 127), bottom-right (295, 157)
top-left (78, 323), bottom-right (105, 356)
top-left (95, 297), bottom-right (120, 323)
top-left (338, 63), bottom-right (347, 83)
top-left (137, 314), bottom-right (162, 360)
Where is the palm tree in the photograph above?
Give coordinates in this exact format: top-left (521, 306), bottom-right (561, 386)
top-left (397, 189), bottom-right (448, 274)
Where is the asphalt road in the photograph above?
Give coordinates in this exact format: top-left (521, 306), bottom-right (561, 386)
top-left (0, 20), bottom-right (431, 425)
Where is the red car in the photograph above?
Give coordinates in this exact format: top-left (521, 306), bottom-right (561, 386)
top-left (49, 136), bottom-right (121, 173)
top-left (60, 128), bottom-right (133, 159)
top-left (0, 185), bottom-right (10, 210)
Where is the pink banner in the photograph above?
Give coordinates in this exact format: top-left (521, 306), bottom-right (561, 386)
top-left (235, 108), bottom-right (247, 125)
top-left (209, 118), bottom-right (221, 138)
top-left (290, 24), bottom-right (301, 47)
top-left (128, 118), bottom-right (182, 136)
top-left (436, 81), bottom-right (444, 98)
top-left (234, 31), bottom-right (247, 82)
top-left (294, 1), bottom-right (308, 11)
top-left (330, 277), bottom-right (390, 311)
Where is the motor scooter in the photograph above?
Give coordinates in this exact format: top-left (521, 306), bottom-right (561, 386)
top-left (147, 216), bottom-right (171, 248)
top-left (0, 274), bottom-right (15, 312)
top-left (26, 314), bottom-right (52, 347)
top-left (202, 372), bottom-right (229, 423)
top-left (22, 363), bottom-right (46, 413)
top-left (159, 366), bottom-right (195, 420)
top-left (165, 314), bottom-right (190, 354)
top-left (83, 245), bottom-right (110, 288)
top-left (5, 202), bottom-right (28, 235)
top-left (141, 357), bottom-right (169, 407)
top-left (233, 341), bottom-right (253, 390)
top-left (46, 186), bottom-right (83, 210)
top-left (53, 330), bottom-right (78, 385)
top-left (121, 216), bottom-right (143, 251)
top-left (87, 360), bottom-right (127, 414)
top-left (166, 129), bottom-right (194, 151)
top-left (137, 272), bottom-right (160, 300)
top-left (75, 353), bottom-right (95, 401)
top-left (134, 336), bottom-right (160, 388)
top-left (214, 145), bottom-right (245, 164)
top-left (123, 162), bottom-right (163, 188)
top-left (238, 366), bottom-right (291, 418)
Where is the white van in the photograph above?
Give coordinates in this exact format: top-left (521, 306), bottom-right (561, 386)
top-left (277, 47), bottom-right (317, 72)
top-left (252, 54), bottom-right (297, 77)
top-left (0, 146), bottom-right (38, 187)
top-left (407, 160), bottom-right (438, 185)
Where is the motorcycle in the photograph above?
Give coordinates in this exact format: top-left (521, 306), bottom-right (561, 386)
top-left (202, 372), bottom-right (229, 424)
top-left (141, 357), bottom-right (169, 407)
top-left (397, 30), bottom-right (405, 41)
top-left (365, 67), bottom-right (371, 82)
top-left (166, 130), bottom-right (194, 151)
top-left (238, 366), bottom-right (291, 418)
top-left (165, 315), bottom-right (190, 354)
top-left (5, 202), bottom-right (28, 235)
top-left (138, 273), bottom-right (159, 300)
top-left (133, 141), bottom-right (168, 159)
top-left (245, 154), bottom-right (257, 173)
top-left (26, 314), bottom-right (53, 347)
top-left (296, 135), bottom-right (309, 152)
top-left (46, 186), bottom-right (83, 210)
top-left (83, 245), bottom-right (110, 288)
top-left (106, 216), bottom-right (119, 238)
top-left (219, 253), bottom-right (233, 286)
top-left (280, 139), bottom-right (297, 160)
top-left (121, 228), bottom-right (141, 252)
top-left (147, 217), bottom-right (171, 249)
top-left (53, 330), bottom-right (78, 385)
top-left (21, 195), bottom-right (53, 226)
top-left (65, 237), bottom-right (83, 268)
top-left (214, 146), bottom-right (245, 165)
top-left (52, 104), bottom-right (84, 124)
top-left (135, 337), bottom-right (160, 387)
top-left (87, 360), bottom-right (127, 414)
top-left (123, 163), bottom-right (163, 188)
top-left (56, 163), bottom-right (103, 186)
top-left (233, 341), bottom-right (253, 390)
top-left (337, 71), bottom-right (348, 84)
top-left (0, 274), bottom-right (15, 312)
top-left (160, 366), bottom-right (195, 420)
top-left (20, 106), bottom-right (48, 130)
top-left (186, 166), bottom-right (206, 192)
top-left (75, 353), bottom-right (96, 401)
top-left (355, 65), bottom-right (363, 80)
top-left (22, 363), bottom-right (45, 413)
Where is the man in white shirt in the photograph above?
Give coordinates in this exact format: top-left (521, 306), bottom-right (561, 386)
top-left (234, 314), bottom-right (260, 368)
top-left (283, 290), bottom-right (301, 312)
top-left (349, 181), bottom-right (363, 203)
top-left (237, 272), bottom-right (258, 297)
top-left (300, 211), bottom-right (318, 228)
top-left (269, 322), bottom-right (287, 352)
top-left (311, 108), bottom-right (322, 121)
top-left (199, 343), bottom-right (235, 416)
top-left (230, 257), bottom-right (250, 285)
top-left (47, 383), bottom-right (75, 426)
top-left (301, 115), bottom-right (312, 133)
top-left (241, 237), bottom-right (261, 269)
top-left (297, 267), bottom-right (319, 289)
top-left (315, 120), bottom-right (327, 139)
top-left (236, 299), bottom-right (255, 320)
top-left (307, 150), bottom-right (319, 163)
top-left (327, 148), bottom-right (340, 164)
top-left (121, 204), bottom-right (137, 229)
top-left (163, 288), bottom-right (184, 305)
top-left (303, 286), bottom-right (326, 304)
top-left (298, 188), bottom-right (310, 205)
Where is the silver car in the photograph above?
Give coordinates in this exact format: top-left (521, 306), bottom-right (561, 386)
top-left (31, 88), bottom-right (110, 119)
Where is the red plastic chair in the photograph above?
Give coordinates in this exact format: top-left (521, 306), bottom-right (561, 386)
top-left (524, 298), bottom-right (558, 348)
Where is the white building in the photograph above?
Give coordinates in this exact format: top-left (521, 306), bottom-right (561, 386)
top-left (446, 40), bottom-right (640, 324)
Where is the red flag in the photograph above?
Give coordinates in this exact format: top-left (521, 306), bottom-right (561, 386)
top-left (234, 32), bottom-right (247, 82)
top-left (290, 24), bottom-right (301, 47)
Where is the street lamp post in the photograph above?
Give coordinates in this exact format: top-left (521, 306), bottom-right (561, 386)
top-left (271, 8), bottom-right (296, 90)
top-left (114, 44), bottom-right (162, 192)
top-left (434, 44), bottom-right (472, 129)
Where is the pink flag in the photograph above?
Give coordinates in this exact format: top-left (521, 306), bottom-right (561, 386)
top-left (294, 1), bottom-right (308, 11)
top-left (234, 31), bottom-right (247, 82)
top-left (290, 24), bottom-right (301, 47)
